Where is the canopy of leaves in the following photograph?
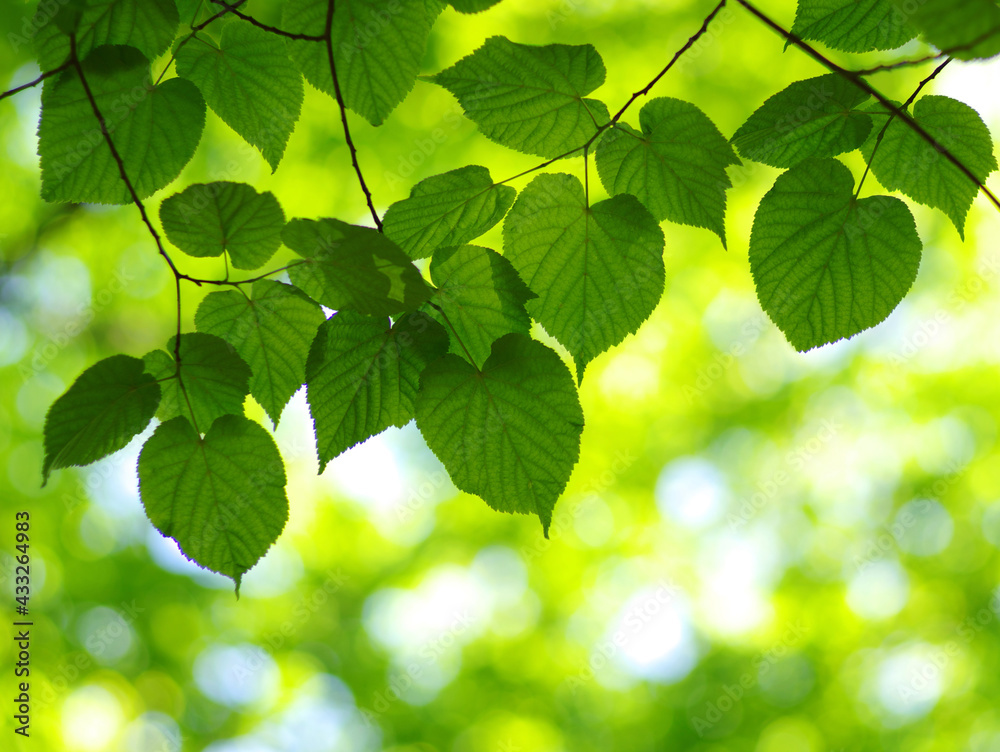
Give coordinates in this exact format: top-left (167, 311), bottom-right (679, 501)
top-left (42, 355), bottom-right (160, 484)
top-left (282, 0), bottom-right (439, 125)
top-left (429, 36), bottom-right (610, 158)
top-left (306, 311), bottom-right (449, 472)
top-left (749, 158), bottom-right (922, 352)
top-left (382, 166), bottom-right (517, 259)
top-left (416, 334), bottom-right (583, 534)
top-left (142, 333), bottom-right (252, 429)
top-left (38, 45), bottom-right (205, 204)
top-left (174, 20), bottom-right (304, 170)
top-left (595, 97), bottom-right (740, 246)
top-left (791, 0), bottom-right (917, 53)
top-left (195, 281), bottom-right (325, 427)
top-left (284, 219), bottom-right (431, 316)
top-left (14, 0), bottom-right (1000, 747)
top-left (138, 414), bottom-right (289, 591)
top-left (503, 173), bottom-right (665, 379)
top-left (731, 74), bottom-right (872, 168)
top-left (861, 96), bottom-right (998, 238)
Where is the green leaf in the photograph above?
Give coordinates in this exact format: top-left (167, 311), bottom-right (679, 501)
top-left (595, 97), bottom-right (740, 246)
top-left (39, 45), bottom-right (205, 205)
top-left (159, 182), bottom-right (286, 269)
top-left (731, 74), bottom-right (872, 168)
top-left (749, 158), bottom-right (922, 352)
top-left (282, 0), bottom-right (437, 125)
top-left (284, 218), bottom-right (432, 316)
top-left (174, 20), bottom-right (304, 170)
top-left (382, 166), bottom-right (517, 260)
top-left (860, 96), bottom-right (998, 238)
top-left (899, 0), bottom-right (1000, 61)
top-left (35, 0), bottom-right (180, 72)
top-left (791, 0), bottom-right (917, 52)
top-left (195, 281), bottom-right (325, 427)
top-left (142, 333), bottom-right (251, 429)
top-left (415, 333), bottom-right (583, 534)
top-left (424, 244), bottom-right (534, 367)
top-left (450, 0), bottom-right (503, 10)
top-left (138, 414), bottom-right (289, 591)
top-left (429, 36), bottom-right (610, 158)
top-left (503, 173), bottom-right (665, 379)
top-left (306, 311), bottom-right (449, 471)
top-left (42, 354), bottom-right (160, 484)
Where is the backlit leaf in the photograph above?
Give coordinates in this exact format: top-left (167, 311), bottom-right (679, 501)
top-left (429, 36), bottom-right (610, 158)
top-left (306, 311), bottom-right (449, 471)
top-left (749, 158), bottom-right (922, 351)
top-left (138, 414), bottom-right (288, 591)
top-left (43, 354), bottom-right (160, 483)
top-left (503, 173), bottom-right (665, 379)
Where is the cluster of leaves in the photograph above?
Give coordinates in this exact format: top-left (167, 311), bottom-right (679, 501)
top-left (25, 0), bottom-right (999, 589)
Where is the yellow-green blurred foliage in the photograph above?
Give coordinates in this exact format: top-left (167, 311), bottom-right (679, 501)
top-left (3, 0), bottom-right (1000, 750)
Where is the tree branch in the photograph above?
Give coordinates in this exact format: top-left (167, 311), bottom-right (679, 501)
top-left (0, 63), bottom-right (71, 102)
top-left (325, 0), bottom-right (383, 230)
top-left (735, 0), bottom-right (1000, 213)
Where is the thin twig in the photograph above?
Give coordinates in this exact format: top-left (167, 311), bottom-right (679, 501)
top-left (209, 0), bottom-right (325, 41)
top-left (855, 59), bottom-right (951, 198)
top-left (851, 25), bottom-right (1000, 76)
top-left (0, 63), bottom-right (71, 102)
top-left (735, 0), bottom-right (1000, 213)
top-left (852, 52), bottom-right (947, 76)
top-left (182, 262), bottom-right (305, 287)
top-left (325, 0), bottom-right (383, 230)
top-left (610, 0), bottom-right (728, 124)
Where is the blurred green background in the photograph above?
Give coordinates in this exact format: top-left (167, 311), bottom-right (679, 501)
top-left (3, 0), bottom-right (1000, 750)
